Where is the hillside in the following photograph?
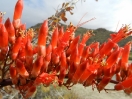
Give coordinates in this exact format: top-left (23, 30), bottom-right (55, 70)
top-left (30, 23), bottom-right (132, 47)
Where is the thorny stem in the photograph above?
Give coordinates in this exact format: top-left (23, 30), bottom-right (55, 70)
top-left (0, 78), bottom-right (13, 88)
top-left (96, 78), bottom-right (119, 84)
top-left (0, 78), bottom-right (119, 88)
top-left (1, 47), bottom-right (13, 80)
top-left (104, 88), bottom-right (115, 92)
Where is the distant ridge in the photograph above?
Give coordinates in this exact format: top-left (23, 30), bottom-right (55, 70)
top-left (30, 23), bottom-right (132, 47)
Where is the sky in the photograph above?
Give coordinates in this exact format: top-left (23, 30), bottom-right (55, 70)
top-left (0, 0), bottom-right (132, 31)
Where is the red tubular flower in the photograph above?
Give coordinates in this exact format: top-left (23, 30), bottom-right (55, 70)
top-left (0, 24), bottom-right (8, 49)
top-left (83, 73), bottom-right (97, 87)
top-left (67, 44), bottom-right (80, 82)
top-left (57, 24), bottom-right (76, 55)
top-left (0, 24), bottom-right (8, 60)
top-left (110, 26), bottom-right (127, 41)
top-left (31, 56), bottom-right (43, 78)
top-left (122, 43), bottom-right (131, 63)
top-left (18, 47), bottom-right (26, 61)
top-left (53, 35), bottom-right (69, 58)
top-left (115, 75), bottom-right (132, 91)
top-left (127, 64), bottom-right (132, 77)
top-left (16, 59), bottom-right (29, 78)
top-left (10, 65), bottom-right (18, 85)
top-left (97, 76), bottom-right (111, 92)
top-left (38, 20), bottom-right (48, 46)
top-left (66, 36), bottom-right (80, 56)
top-left (72, 61), bottom-right (88, 84)
top-left (42, 44), bottom-right (52, 72)
top-left (11, 37), bottom-right (22, 60)
top-left (34, 72), bottom-right (56, 86)
top-left (121, 42), bottom-right (131, 71)
top-left (45, 44), bottom-right (52, 61)
top-left (69, 44), bottom-right (80, 64)
top-left (13, 0), bottom-right (23, 20)
top-left (51, 50), bottom-right (60, 65)
top-left (50, 27), bottom-right (58, 50)
top-left (77, 32), bottom-right (91, 57)
top-left (111, 25), bottom-right (132, 43)
top-left (81, 31), bottom-right (92, 45)
top-left (13, 0), bottom-right (23, 28)
top-left (78, 68), bottom-right (91, 84)
top-left (60, 25), bottom-right (75, 43)
top-left (4, 18), bottom-right (15, 44)
top-left (33, 46), bottom-right (38, 54)
top-left (104, 48), bottom-right (122, 70)
top-left (58, 26), bottom-right (64, 39)
top-left (25, 39), bottom-right (33, 71)
top-left (37, 20), bottom-right (48, 56)
top-left (97, 65), bottom-right (116, 91)
top-left (78, 43), bottom-right (85, 57)
top-left (79, 64), bottom-right (100, 84)
top-left (81, 46), bottom-right (91, 62)
top-left (24, 86), bottom-right (36, 99)
top-left (25, 39), bottom-right (33, 55)
top-left (42, 60), bottom-right (50, 73)
top-left (89, 42), bottom-right (99, 57)
top-left (100, 39), bottom-right (116, 57)
top-left (59, 52), bottom-right (68, 85)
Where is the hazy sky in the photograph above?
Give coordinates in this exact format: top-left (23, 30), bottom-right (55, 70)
top-left (0, 0), bottom-right (132, 31)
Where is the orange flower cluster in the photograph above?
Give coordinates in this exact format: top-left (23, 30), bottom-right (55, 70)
top-left (0, 0), bottom-right (132, 98)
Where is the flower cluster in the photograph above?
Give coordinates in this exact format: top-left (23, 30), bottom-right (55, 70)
top-left (0, 0), bottom-right (132, 98)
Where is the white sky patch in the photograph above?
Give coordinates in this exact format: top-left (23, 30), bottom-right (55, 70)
top-left (113, 0), bottom-right (132, 31)
top-left (0, 0), bottom-right (132, 31)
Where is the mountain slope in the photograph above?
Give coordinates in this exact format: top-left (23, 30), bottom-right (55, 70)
top-left (30, 23), bottom-right (132, 47)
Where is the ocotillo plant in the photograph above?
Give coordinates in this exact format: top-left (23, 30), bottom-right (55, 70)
top-left (0, 0), bottom-right (132, 98)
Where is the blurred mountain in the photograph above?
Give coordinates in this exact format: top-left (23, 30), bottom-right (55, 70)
top-left (30, 23), bottom-right (132, 47)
